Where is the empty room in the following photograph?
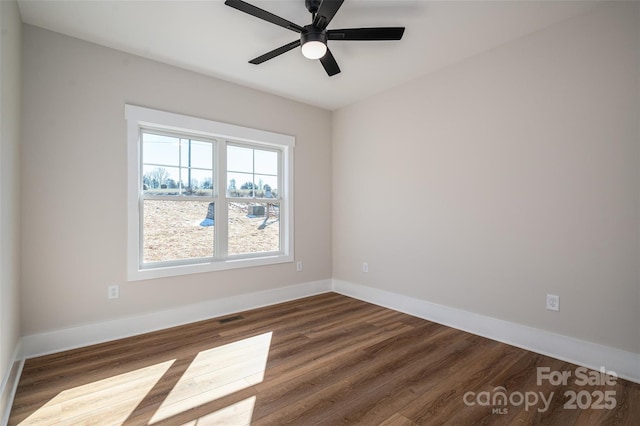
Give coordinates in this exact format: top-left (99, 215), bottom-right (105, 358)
top-left (1, 0), bottom-right (639, 424)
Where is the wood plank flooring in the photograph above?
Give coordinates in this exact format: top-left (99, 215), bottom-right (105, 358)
top-left (9, 293), bottom-right (640, 425)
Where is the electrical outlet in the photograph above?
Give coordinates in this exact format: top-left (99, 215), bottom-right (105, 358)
top-left (296, 261), bottom-right (303, 272)
top-left (546, 294), bottom-right (559, 311)
top-left (108, 285), bottom-right (120, 299)
top-left (362, 262), bottom-right (368, 273)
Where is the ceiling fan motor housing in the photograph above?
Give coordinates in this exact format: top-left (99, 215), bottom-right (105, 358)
top-left (301, 25), bottom-right (327, 45)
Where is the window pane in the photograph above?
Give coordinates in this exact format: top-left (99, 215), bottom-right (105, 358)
top-left (181, 139), bottom-right (213, 169)
top-left (192, 169), bottom-right (214, 194)
top-left (143, 165), bottom-right (180, 195)
top-left (255, 175), bottom-right (278, 198)
top-left (227, 172), bottom-right (254, 197)
top-left (228, 202), bottom-right (280, 256)
top-left (143, 200), bottom-right (214, 263)
top-left (226, 146), bottom-right (279, 198)
top-left (181, 168), bottom-right (213, 196)
top-left (143, 133), bottom-right (180, 166)
top-left (227, 145), bottom-right (253, 173)
top-left (255, 149), bottom-right (278, 175)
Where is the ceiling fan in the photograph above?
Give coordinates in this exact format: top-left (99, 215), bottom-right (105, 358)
top-left (224, 0), bottom-right (405, 76)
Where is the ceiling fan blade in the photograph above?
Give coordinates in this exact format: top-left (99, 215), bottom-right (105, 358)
top-left (225, 0), bottom-right (304, 33)
top-left (249, 40), bottom-right (301, 64)
top-left (319, 48), bottom-right (341, 76)
top-left (313, 0), bottom-right (345, 30)
top-left (328, 27), bottom-right (405, 41)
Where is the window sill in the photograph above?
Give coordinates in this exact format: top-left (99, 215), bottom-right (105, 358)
top-left (128, 254), bottom-right (294, 282)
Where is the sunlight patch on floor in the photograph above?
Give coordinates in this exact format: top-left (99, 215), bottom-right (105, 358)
top-left (179, 396), bottom-right (256, 426)
top-left (149, 332), bottom-right (272, 424)
top-left (18, 360), bottom-right (175, 425)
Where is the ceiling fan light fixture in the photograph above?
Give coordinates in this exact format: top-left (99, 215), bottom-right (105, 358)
top-left (300, 26), bottom-right (327, 59)
top-left (301, 40), bottom-right (327, 59)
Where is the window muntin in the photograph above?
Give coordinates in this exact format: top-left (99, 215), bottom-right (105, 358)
top-left (126, 104), bottom-right (294, 280)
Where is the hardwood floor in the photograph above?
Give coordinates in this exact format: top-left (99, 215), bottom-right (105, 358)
top-left (9, 293), bottom-right (640, 425)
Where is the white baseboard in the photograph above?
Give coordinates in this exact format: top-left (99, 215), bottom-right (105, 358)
top-left (1, 339), bottom-right (24, 426)
top-left (19, 278), bottom-right (640, 385)
top-left (332, 279), bottom-right (640, 384)
top-left (23, 279), bottom-right (332, 358)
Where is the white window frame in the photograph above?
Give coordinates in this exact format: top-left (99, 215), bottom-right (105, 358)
top-left (126, 105), bottom-right (294, 281)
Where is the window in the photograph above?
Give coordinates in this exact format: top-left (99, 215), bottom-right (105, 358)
top-left (142, 132), bottom-right (215, 264)
top-left (226, 144), bottom-right (282, 256)
top-left (126, 105), bottom-right (294, 280)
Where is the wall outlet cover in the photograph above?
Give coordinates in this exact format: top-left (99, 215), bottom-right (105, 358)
top-left (546, 294), bottom-right (559, 311)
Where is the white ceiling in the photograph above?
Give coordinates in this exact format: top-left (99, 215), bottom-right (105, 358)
top-left (17, 0), bottom-right (601, 110)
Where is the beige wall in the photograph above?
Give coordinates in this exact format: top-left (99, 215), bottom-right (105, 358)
top-left (0, 0), bottom-right (22, 415)
top-left (20, 25), bottom-right (332, 335)
top-left (333, 2), bottom-right (640, 353)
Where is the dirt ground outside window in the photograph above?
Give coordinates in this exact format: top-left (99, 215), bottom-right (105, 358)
top-left (143, 200), bottom-right (280, 263)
